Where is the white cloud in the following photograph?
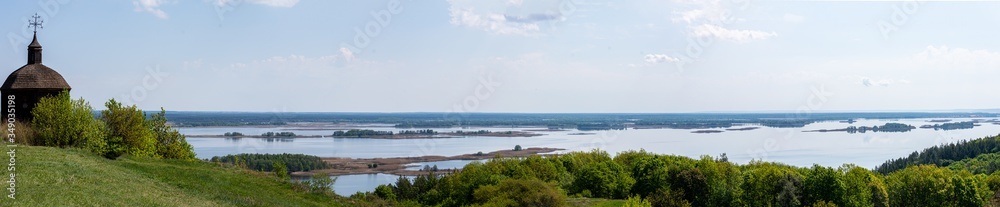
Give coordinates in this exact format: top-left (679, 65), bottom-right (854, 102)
top-left (339, 47), bottom-right (355, 62)
top-left (644, 54), bottom-right (679, 64)
top-left (914, 45), bottom-right (1000, 67)
top-left (692, 24), bottom-right (777, 42)
top-left (133, 0), bottom-right (172, 19)
top-left (672, 0), bottom-right (774, 42)
top-left (449, 6), bottom-right (541, 36)
top-left (861, 77), bottom-right (910, 87)
top-left (783, 13), bottom-right (804, 24)
top-left (446, 0), bottom-right (566, 36)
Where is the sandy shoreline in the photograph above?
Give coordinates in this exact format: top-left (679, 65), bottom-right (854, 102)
top-left (292, 147), bottom-right (563, 177)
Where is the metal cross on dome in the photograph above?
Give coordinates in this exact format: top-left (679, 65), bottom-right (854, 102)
top-left (28, 13), bottom-right (43, 33)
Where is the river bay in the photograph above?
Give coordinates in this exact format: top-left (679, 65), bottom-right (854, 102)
top-left (179, 118), bottom-right (1000, 196)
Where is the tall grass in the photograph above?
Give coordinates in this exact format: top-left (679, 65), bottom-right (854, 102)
top-left (0, 121), bottom-right (34, 145)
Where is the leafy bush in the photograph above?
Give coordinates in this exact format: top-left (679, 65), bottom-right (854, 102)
top-left (148, 108), bottom-right (195, 160)
top-left (571, 160), bottom-right (634, 199)
top-left (623, 195), bottom-right (652, 207)
top-left (31, 91), bottom-right (105, 153)
top-left (101, 99), bottom-right (156, 158)
top-left (646, 188), bottom-right (691, 207)
top-left (307, 173), bottom-right (336, 195)
top-left (273, 161), bottom-right (289, 180)
top-left (472, 178), bottom-right (566, 207)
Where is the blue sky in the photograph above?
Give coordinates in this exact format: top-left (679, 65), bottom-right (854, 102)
top-left (0, 0), bottom-right (998, 113)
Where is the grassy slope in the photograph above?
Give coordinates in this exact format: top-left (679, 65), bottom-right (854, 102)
top-left (2, 146), bottom-right (353, 207)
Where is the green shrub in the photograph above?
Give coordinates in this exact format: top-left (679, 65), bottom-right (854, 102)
top-left (307, 173), bottom-right (336, 195)
top-left (623, 195), bottom-right (652, 207)
top-left (31, 91), bottom-right (105, 154)
top-left (472, 178), bottom-right (566, 207)
top-left (147, 108), bottom-right (195, 160)
top-left (101, 99), bottom-right (156, 158)
top-left (647, 188), bottom-right (691, 207)
top-left (273, 161), bottom-right (289, 180)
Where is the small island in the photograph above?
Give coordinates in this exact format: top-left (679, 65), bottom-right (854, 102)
top-left (725, 127), bottom-right (760, 131)
top-left (692, 129), bottom-right (725, 134)
top-left (299, 147), bottom-right (564, 176)
top-left (920, 121), bottom-right (976, 130)
top-left (805, 123), bottom-right (916, 133)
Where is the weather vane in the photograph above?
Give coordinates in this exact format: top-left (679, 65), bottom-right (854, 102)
top-left (28, 13), bottom-right (43, 34)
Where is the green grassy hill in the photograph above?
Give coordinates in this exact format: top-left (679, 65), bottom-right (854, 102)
top-left (2, 146), bottom-right (354, 206)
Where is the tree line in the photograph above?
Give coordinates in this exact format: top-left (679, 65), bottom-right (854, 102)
top-left (844, 123), bottom-right (915, 133)
top-left (27, 91), bottom-right (195, 160)
top-left (261, 132), bottom-right (296, 137)
top-left (332, 129), bottom-right (394, 137)
top-left (347, 146), bottom-right (1000, 207)
top-left (922, 121), bottom-right (977, 130)
top-left (209, 153), bottom-right (330, 172)
top-left (875, 134), bottom-right (1000, 174)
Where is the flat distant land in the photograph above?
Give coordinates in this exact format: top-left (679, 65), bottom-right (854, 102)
top-left (165, 111), bottom-right (1000, 130)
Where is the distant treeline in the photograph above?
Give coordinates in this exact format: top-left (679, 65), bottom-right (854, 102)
top-left (454, 130), bottom-right (494, 135)
top-left (332, 129), bottom-right (394, 137)
top-left (398, 129), bottom-right (436, 135)
top-left (162, 111), bottom-right (1000, 129)
top-left (209, 153), bottom-right (329, 172)
top-left (261, 132), bottom-right (296, 137)
top-left (845, 123), bottom-right (915, 133)
top-left (330, 129), bottom-right (438, 137)
top-left (875, 134), bottom-right (1000, 174)
top-left (921, 121), bottom-right (976, 130)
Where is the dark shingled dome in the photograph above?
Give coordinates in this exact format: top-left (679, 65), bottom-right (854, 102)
top-left (1, 64), bottom-right (71, 90)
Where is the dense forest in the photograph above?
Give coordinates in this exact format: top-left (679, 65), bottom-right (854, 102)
top-left (875, 134), bottom-right (1000, 174)
top-left (209, 153), bottom-right (330, 172)
top-left (348, 147), bottom-right (1000, 207)
top-left (948, 153), bottom-right (1000, 175)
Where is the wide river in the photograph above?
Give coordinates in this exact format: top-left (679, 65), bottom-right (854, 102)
top-left (178, 118), bottom-right (1000, 196)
